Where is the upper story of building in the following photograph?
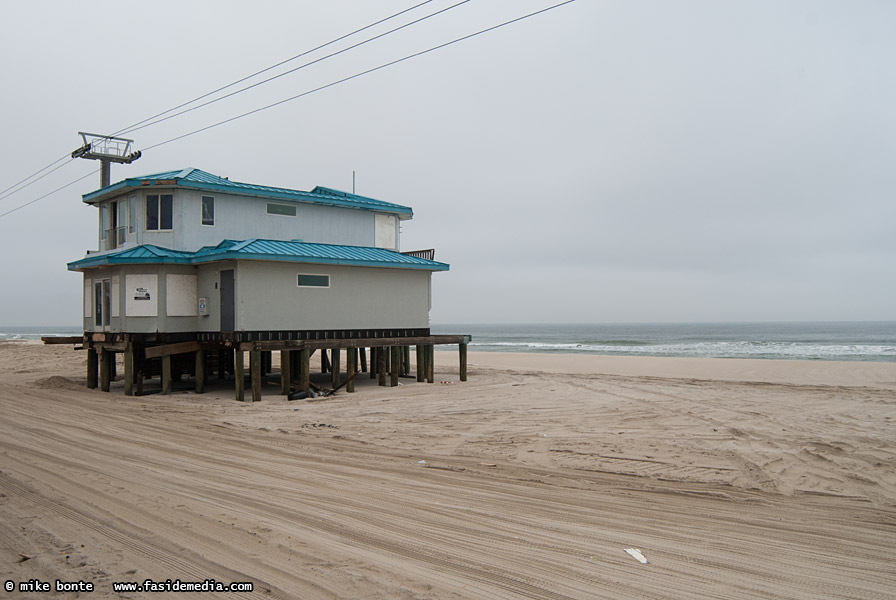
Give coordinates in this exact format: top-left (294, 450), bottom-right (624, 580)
top-left (84, 168), bottom-right (413, 255)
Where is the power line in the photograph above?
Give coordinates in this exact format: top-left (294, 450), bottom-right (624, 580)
top-left (0, 170), bottom-right (97, 219)
top-left (119, 0), bottom-right (473, 137)
top-left (109, 0), bottom-right (440, 138)
top-left (144, 0), bottom-right (576, 153)
top-left (0, 0), bottom-right (440, 204)
top-left (0, 0), bottom-right (576, 220)
top-left (0, 155), bottom-right (74, 201)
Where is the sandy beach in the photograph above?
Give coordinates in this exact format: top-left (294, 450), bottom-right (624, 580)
top-left (1, 341), bottom-right (894, 599)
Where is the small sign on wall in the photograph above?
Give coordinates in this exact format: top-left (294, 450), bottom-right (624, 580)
top-left (198, 297), bottom-right (208, 316)
top-left (126, 274), bottom-right (158, 317)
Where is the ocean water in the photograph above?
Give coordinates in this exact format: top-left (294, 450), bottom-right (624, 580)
top-left (4, 323), bottom-right (895, 362)
top-left (0, 326), bottom-right (83, 341)
top-left (432, 322), bottom-right (896, 362)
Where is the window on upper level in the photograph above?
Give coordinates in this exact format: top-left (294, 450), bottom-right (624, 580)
top-left (267, 202), bottom-right (296, 217)
top-left (146, 194), bottom-right (173, 231)
top-left (201, 196), bottom-right (215, 226)
top-left (128, 195), bottom-right (136, 233)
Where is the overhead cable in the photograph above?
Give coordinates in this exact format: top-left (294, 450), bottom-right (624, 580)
top-left (110, 0), bottom-right (440, 138)
top-left (119, 0), bottom-right (473, 136)
top-left (145, 0), bottom-right (576, 152)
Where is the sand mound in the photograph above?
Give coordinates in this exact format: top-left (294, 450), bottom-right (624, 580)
top-left (33, 375), bottom-right (85, 391)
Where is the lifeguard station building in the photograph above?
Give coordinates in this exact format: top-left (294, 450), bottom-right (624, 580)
top-left (66, 168), bottom-right (469, 399)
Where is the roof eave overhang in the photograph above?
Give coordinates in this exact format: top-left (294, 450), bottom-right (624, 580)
top-left (82, 178), bottom-right (414, 218)
top-left (68, 252), bottom-right (448, 272)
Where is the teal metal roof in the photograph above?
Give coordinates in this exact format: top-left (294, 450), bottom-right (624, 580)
top-left (81, 168), bottom-right (413, 218)
top-left (68, 239), bottom-right (449, 272)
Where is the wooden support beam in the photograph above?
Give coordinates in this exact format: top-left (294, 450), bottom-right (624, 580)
top-left (402, 346), bottom-right (411, 377)
top-left (86, 347), bottom-right (98, 389)
top-left (321, 349), bottom-right (330, 373)
top-left (426, 345), bottom-right (435, 384)
top-left (109, 353), bottom-right (117, 381)
top-left (144, 340), bottom-right (202, 359)
top-left (459, 342), bottom-right (468, 382)
top-left (124, 344), bottom-right (135, 396)
top-left (377, 346), bottom-right (386, 387)
top-left (250, 335), bottom-right (471, 352)
top-left (390, 346), bottom-right (400, 387)
top-left (42, 336), bottom-right (84, 345)
top-left (161, 355), bottom-right (172, 395)
top-left (346, 348), bottom-right (356, 393)
top-left (195, 349), bottom-right (206, 394)
top-left (370, 347), bottom-right (377, 379)
top-left (359, 347), bottom-right (367, 373)
top-left (416, 345), bottom-right (424, 382)
top-left (280, 350), bottom-right (291, 395)
top-left (250, 349), bottom-right (262, 402)
top-left (234, 351), bottom-right (245, 401)
top-left (330, 346), bottom-right (341, 390)
top-left (299, 348), bottom-right (311, 393)
top-left (99, 349), bottom-right (111, 392)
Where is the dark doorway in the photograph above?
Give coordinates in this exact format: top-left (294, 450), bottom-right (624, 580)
top-left (220, 269), bottom-right (235, 331)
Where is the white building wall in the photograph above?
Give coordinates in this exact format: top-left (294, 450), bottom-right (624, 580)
top-left (236, 262), bottom-right (432, 331)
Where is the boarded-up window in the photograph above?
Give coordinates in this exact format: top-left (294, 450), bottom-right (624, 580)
top-left (167, 274), bottom-right (198, 316)
top-left (125, 274), bottom-right (158, 317)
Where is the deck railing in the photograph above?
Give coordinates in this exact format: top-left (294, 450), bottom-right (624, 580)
top-left (401, 249), bottom-right (436, 261)
top-left (104, 226), bottom-right (128, 250)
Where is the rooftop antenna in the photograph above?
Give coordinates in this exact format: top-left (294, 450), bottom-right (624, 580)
top-left (71, 132), bottom-right (142, 188)
top-left (352, 170), bottom-right (356, 194)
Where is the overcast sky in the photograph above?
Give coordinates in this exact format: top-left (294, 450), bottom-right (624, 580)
top-left (1, 0), bottom-right (893, 326)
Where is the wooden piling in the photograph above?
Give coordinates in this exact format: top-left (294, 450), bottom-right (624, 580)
top-left (390, 345), bottom-right (400, 387)
top-left (321, 349), bottom-right (330, 373)
top-left (416, 345), bottom-right (424, 382)
top-left (459, 342), bottom-right (467, 382)
top-left (250, 349), bottom-right (262, 402)
top-left (377, 346), bottom-right (387, 386)
top-left (124, 344), bottom-right (135, 396)
top-left (369, 347), bottom-right (377, 379)
top-left (402, 346), bottom-right (411, 377)
top-left (195, 349), bottom-right (206, 394)
top-left (331, 346), bottom-right (341, 389)
top-left (426, 345), bottom-right (435, 383)
top-left (99, 349), bottom-right (111, 392)
top-left (359, 347), bottom-right (368, 373)
top-left (161, 355), bottom-right (172, 395)
top-left (280, 350), bottom-right (291, 395)
top-left (346, 348), bottom-right (356, 393)
top-left (234, 351), bottom-right (245, 401)
top-left (299, 348), bottom-right (311, 393)
top-left (87, 347), bottom-right (98, 389)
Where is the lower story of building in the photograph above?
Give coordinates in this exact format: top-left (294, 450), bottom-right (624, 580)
top-left (78, 260), bottom-right (434, 334)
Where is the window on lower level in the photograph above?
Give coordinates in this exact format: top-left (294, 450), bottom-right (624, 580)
top-left (146, 194), bottom-right (173, 230)
top-left (297, 274), bottom-right (329, 288)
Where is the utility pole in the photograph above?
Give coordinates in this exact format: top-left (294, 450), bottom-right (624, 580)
top-left (71, 132), bottom-right (142, 188)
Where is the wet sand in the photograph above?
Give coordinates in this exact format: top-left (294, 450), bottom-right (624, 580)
top-left (1, 341), bottom-right (894, 598)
